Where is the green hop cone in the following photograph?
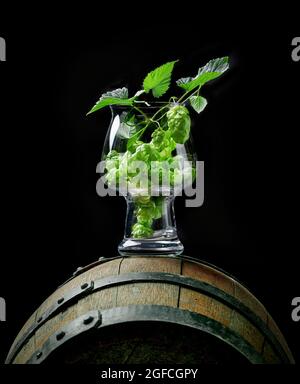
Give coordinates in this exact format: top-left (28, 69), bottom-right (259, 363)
top-left (105, 150), bottom-right (120, 171)
top-left (131, 197), bottom-right (163, 238)
top-left (134, 195), bottom-right (152, 206)
top-left (132, 223), bottom-right (153, 238)
top-left (167, 105), bottom-right (191, 144)
top-left (151, 128), bottom-right (176, 160)
top-left (151, 128), bottom-right (165, 151)
top-left (136, 207), bottom-right (153, 227)
top-left (131, 143), bottom-right (160, 163)
top-left (130, 140), bottom-right (144, 153)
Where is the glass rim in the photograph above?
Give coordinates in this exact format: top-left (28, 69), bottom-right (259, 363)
top-left (109, 101), bottom-right (178, 111)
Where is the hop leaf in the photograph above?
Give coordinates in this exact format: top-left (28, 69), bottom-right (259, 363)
top-left (87, 87), bottom-right (132, 115)
top-left (176, 57), bottom-right (229, 92)
top-left (189, 95), bottom-right (207, 113)
top-left (143, 60), bottom-right (178, 98)
top-left (87, 87), bottom-right (144, 115)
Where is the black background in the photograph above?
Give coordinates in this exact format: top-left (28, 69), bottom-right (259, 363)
top-left (0, 8), bottom-right (299, 369)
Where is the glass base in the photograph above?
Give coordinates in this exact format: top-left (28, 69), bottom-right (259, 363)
top-left (118, 234), bottom-right (184, 256)
top-left (119, 195), bottom-right (184, 256)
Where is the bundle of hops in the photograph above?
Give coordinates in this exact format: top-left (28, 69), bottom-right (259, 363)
top-left (132, 196), bottom-right (163, 238)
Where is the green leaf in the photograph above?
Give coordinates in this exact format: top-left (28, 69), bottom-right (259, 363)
top-left (189, 95), bottom-right (207, 113)
top-left (87, 87), bottom-right (133, 115)
top-left (176, 57), bottom-right (229, 92)
top-left (127, 127), bottom-right (146, 151)
top-left (143, 60), bottom-right (178, 98)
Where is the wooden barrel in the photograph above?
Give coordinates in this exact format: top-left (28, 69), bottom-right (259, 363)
top-left (6, 255), bottom-right (295, 364)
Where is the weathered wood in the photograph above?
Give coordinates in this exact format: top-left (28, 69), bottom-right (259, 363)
top-left (267, 314), bottom-right (295, 363)
top-left (8, 310), bottom-right (37, 360)
top-left (229, 311), bottom-right (264, 353)
top-left (7, 255), bottom-right (295, 364)
top-left (233, 281), bottom-right (268, 324)
top-left (263, 340), bottom-right (281, 364)
top-left (182, 260), bottom-right (235, 295)
top-left (116, 257), bottom-right (181, 307)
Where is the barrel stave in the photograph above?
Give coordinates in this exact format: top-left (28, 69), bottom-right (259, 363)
top-left (7, 256), bottom-right (294, 364)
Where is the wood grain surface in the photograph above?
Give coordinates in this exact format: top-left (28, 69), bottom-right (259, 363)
top-left (7, 256), bottom-right (295, 364)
